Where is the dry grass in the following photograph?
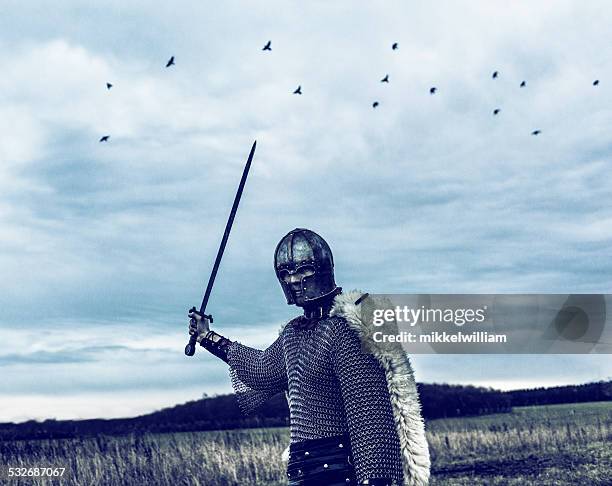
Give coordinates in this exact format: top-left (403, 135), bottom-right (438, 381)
top-left (1, 429), bottom-right (289, 486)
top-left (1, 402), bottom-right (610, 485)
top-left (427, 401), bottom-right (612, 462)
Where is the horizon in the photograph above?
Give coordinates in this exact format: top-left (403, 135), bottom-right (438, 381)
top-left (4, 378), bottom-right (609, 426)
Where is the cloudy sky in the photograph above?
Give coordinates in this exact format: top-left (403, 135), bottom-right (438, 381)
top-left (1, 1), bottom-right (611, 423)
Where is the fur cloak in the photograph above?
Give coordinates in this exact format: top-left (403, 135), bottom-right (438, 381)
top-left (330, 290), bottom-right (431, 486)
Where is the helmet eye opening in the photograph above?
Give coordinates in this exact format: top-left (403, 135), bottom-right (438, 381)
top-left (296, 264), bottom-right (315, 277)
top-left (278, 265), bottom-right (315, 285)
top-left (278, 269), bottom-right (290, 283)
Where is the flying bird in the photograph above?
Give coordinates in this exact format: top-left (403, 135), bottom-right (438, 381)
top-left (381, 74), bottom-right (389, 83)
top-left (166, 56), bottom-right (175, 68)
top-left (429, 87), bottom-right (437, 94)
top-left (520, 80), bottom-right (526, 88)
top-left (493, 108), bottom-right (501, 116)
top-left (99, 135), bottom-right (110, 142)
top-left (262, 41), bottom-right (271, 51)
top-left (106, 82), bottom-right (113, 90)
top-left (593, 79), bottom-right (600, 86)
top-left (372, 101), bottom-right (379, 108)
top-left (293, 85), bottom-right (302, 95)
top-left (531, 130), bottom-right (541, 136)
top-left (392, 42), bottom-right (398, 50)
top-left (492, 71), bottom-right (499, 79)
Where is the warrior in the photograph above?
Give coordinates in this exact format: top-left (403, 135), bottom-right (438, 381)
top-left (189, 228), bottom-right (430, 485)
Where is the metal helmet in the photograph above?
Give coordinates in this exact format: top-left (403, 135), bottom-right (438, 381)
top-left (274, 228), bottom-right (339, 305)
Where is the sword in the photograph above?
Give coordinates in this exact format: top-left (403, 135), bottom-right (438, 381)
top-left (185, 140), bottom-right (257, 356)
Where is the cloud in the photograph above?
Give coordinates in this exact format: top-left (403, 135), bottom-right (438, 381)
top-left (0, 0), bottom-right (611, 420)
top-left (411, 354), bottom-right (612, 391)
top-left (0, 389), bottom-right (210, 423)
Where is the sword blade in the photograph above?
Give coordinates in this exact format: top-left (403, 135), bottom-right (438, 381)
top-left (199, 140), bottom-right (256, 314)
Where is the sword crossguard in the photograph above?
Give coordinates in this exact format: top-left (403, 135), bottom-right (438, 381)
top-left (189, 306), bottom-right (213, 323)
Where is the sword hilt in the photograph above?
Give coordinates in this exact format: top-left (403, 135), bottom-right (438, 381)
top-left (185, 307), bottom-right (213, 356)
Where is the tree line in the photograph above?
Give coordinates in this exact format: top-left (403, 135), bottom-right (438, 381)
top-left (0, 380), bottom-right (609, 441)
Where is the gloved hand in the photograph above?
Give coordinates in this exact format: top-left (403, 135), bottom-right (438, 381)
top-left (188, 308), bottom-right (211, 344)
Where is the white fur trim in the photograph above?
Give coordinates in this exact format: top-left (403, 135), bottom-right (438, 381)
top-left (331, 290), bottom-right (431, 486)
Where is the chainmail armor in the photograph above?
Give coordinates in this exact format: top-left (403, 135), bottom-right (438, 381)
top-left (226, 315), bottom-right (404, 484)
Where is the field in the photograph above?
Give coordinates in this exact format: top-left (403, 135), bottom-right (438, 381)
top-left (1, 402), bottom-right (610, 485)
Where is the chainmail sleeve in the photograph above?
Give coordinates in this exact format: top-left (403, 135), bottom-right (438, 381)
top-left (331, 318), bottom-right (404, 484)
top-left (226, 336), bottom-right (288, 415)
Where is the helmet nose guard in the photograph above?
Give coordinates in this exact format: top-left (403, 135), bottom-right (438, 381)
top-left (274, 228), bottom-right (340, 306)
